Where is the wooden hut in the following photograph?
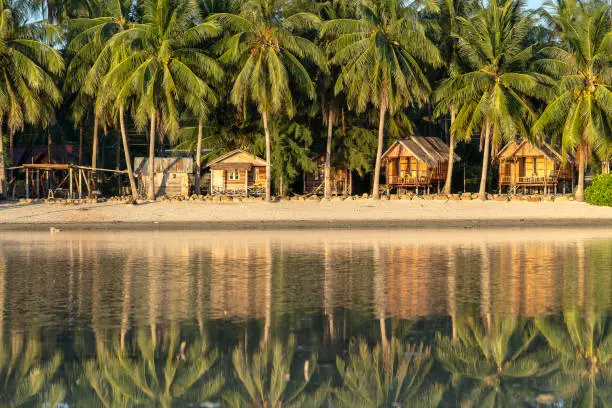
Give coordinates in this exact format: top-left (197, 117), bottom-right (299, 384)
top-left (381, 136), bottom-right (460, 194)
top-left (205, 149), bottom-right (267, 196)
top-left (494, 140), bottom-right (574, 194)
top-left (134, 157), bottom-right (194, 197)
top-left (304, 154), bottom-right (352, 196)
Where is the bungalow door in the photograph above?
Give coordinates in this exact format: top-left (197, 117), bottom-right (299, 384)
top-left (212, 169), bottom-right (225, 192)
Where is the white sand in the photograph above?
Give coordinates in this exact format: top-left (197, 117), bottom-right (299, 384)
top-left (1, 199), bottom-right (612, 230)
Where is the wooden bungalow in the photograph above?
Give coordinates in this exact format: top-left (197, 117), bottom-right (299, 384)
top-left (134, 157), bottom-right (194, 197)
top-left (304, 154), bottom-right (352, 196)
top-left (494, 140), bottom-right (574, 194)
top-left (381, 136), bottom-right (460, 194)
top-left (205, 149), bottom-right (267, 196)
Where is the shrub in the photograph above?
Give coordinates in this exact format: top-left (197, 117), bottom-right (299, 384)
top-left (585, 174), bottom-right (612, 206)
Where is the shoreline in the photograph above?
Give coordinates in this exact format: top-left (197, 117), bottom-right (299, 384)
top-left (1, 199), bottom-right (612, 231)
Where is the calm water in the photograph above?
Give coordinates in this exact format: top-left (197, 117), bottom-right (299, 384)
top-left (1, 229), bottom-right (612, 407)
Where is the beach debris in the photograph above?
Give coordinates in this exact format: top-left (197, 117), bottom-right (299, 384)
top-left (50, 227), bottom-right (61, 233)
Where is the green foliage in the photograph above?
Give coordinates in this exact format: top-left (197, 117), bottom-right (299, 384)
top-left (254, 119), bottom-right (317, 195)
top-left (586, 174), bottom-right (612, 207)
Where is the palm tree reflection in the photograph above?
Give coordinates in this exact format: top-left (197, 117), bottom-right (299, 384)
top-left (82, 324), bottom-right (224, 407)
top-left (0, 331), bottom-right (65, 407)
top-left (334, 338), bottom-right (443, 407)
top-left (436, 316), bottom-right (555, 406)
top-left (536, 311), bottom-right (612, 407)
top-left (224, 336), bottom-right (328, 407)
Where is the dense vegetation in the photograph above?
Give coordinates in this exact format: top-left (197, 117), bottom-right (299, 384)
top-left (0, 0), bottom-right (610, 202)
top-left (585, 173), bottom-right (612, 205)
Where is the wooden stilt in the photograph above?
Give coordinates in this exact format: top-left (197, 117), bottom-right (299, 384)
top-left (78, 169), bottom-right (82, 198)
top-left (36, 170), bottom-right (40, 198)
top-left (25, 168), bottom-right (29, 199)
top-left (244, 169), bottom-right (248, 197)
top-left (69, 168), bottom-right (73, 198)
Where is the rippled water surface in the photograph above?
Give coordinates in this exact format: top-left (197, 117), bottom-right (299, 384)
top-left (1, 228), bottom-right (612, 407)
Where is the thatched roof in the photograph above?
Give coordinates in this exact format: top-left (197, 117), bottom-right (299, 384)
top-left (495, 140), bottom-right (575, 164)
top-left (381, 136), bottom-right (460, 167)
top-left (205, 149), bottom-right (267, 169)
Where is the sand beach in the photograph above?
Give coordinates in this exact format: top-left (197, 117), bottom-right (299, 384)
top-left (1, 198), bottom-right (612, 230)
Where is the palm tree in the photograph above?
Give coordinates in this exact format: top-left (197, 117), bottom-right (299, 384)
top-left (533, 5), bottom-right (612, 201)
top-left (211, 0), bottom-right (326, 202)
top-left (224, 336), bottom-right (328, 407)
top-left (65, 0), bottom-right (140, 199)
top-left (436, 316), bottom-right (556, 406)
top-left (334, 338), bottom-right (443, 407)
top-left (0, 0), bottom-right (64, 198)
top-left (316, 0), bottom-right (354, 199)
top-left (106, 0), bottom-right (223, 200)
top-left (434, 0), bottom-right (478, 195)
top-left (436, 0), bottom-right (552, 200)
top-left (321, 0), bottom-right (441, 199)
top-left (536, 311), bottom-right (612, 407)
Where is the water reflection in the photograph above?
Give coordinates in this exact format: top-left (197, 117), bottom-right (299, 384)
top-left (0, 229), bottom-right (611, 406)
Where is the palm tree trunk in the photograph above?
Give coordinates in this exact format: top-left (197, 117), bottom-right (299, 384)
top-left (324, 108), bottom-right (334, 199)
top-left (92, 116), bottom-right (99, 170)
top-left (575, 145), bottom-right (586, 202)
top-left (262, 110), bottom-right (272, 203)
top-left (119, 105), bottom-right (138, 200)
top-left (195, 119), bottom-right (203, 195)
top-left (147, 110), bottom-right (156, 200)
top-left (478, 122), bottom-right (491, 201)
top-left (443, 106), bottom-right (456, 195)
top-left (372, 101), bottom-right (388, 199)
top-left (0, 118), bottom-right (5, 198)
top-left (79, 122), bottom-right (84, 165)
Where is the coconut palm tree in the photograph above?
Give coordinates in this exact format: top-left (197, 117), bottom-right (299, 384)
top-left (321, 0), bottom-right (441, 199)
top-left (210, 0), bottom-right (327, 202)
top-left (334, 338), bottom-right (443, 407)
top-left (224, 336), bottom-right (328, 407)
top-left (0, 0), bottom-right (64, 198)
top-left (436, 0), bottom-right (552, 200)
top-left (434, 0), bottom-right (478, 195)
top-left (532, 5), bottom-right (612, 201)
top-left (436, 315), bottom-right (556, 406)
top-left (536, 311), bottom-right (612, 407)
top-left (106, 0), bottom-right (223, 200)
top-left (65, 0), bottom-right (140, 199)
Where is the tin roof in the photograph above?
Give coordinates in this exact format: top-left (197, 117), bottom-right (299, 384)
top-left (205, 149), bottom-right (267, 169)
top-left (133, 157), bottom-right (194, 175)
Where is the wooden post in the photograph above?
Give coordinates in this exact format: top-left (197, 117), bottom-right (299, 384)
top-left (210, 170), bottom-right (213, 196)
top-left (69, 168), bottom-right (73, 198)
top-left (77, 169), bottom-right (82, 198)
top-left (25, 168), bottom-right (29, 199)
top-left (245, 169), bottom-right (248, 197)
top-left (36, 170), bottom-right (40, 198)
top-left (416, 159), bottom-right (420, 195)
top-left (544, 157), bottom-right (548, 195)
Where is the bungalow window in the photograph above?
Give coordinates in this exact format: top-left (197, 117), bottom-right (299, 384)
top-left (229, 169), bottom-right (240, 181)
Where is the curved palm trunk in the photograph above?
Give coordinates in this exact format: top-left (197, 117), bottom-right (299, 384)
top-left (372, 101), bottom-right (388, 199)
top-left (119, 105), bottom-right (138, 200)
top-left (443, 107), bottom-right (456, 195)
top-left (262, 110), bottom-right (272, 203)
top-left (0, 118), bottom-right (5, 198)
top-left (195, 119), bottom-right (203, 195)
top-left (575, 145), bottom-right (586, 202)
top-left (324, 109), bottom-right (334, 199)
top-left (478, 123), bottom-right (491, 201)
top-left (147, 110), bottom-right (156, 201)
